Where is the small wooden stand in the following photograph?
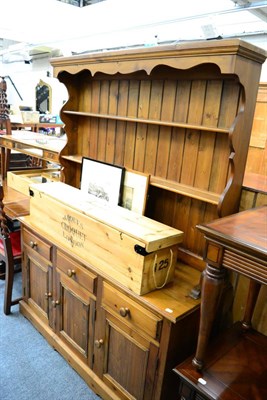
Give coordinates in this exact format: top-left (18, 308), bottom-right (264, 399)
top-left (173, 322), bottom-right (267, 400)
top-left (174, 206), bottom-right (267, 400)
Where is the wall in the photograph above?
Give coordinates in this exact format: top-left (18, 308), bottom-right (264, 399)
top-left (1, 56), bottom-right (67, 117)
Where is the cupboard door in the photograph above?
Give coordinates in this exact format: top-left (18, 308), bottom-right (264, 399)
top-left (95, 311), bottom-right (159, 400)
top-left (54, 268), bottom-right (96, 367)
top-left (23, 249), bottom-right (53, 326)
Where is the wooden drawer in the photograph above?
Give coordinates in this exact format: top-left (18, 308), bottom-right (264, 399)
top-left (0, 138), bottom-right (12, 148)
top-left (23, 228), bottom-right (52, 261)
top-left (57, 250), bottom-right (97, 295)
top-left (102, 282), bottom-right (162, 341)
top-left (43, 150), bottom-right (60, 162)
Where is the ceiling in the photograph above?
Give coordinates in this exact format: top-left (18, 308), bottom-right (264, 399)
top-left (0, 0), bottom-right (266, 62)
top-left (56, 0), bottom-right (105, 6)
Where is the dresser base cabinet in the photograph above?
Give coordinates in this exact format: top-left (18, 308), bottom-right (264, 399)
top-left (20, 219), bottom-right (201, 400)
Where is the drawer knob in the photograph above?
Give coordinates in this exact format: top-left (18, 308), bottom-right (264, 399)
top-left (45, 292), bottom-right (52, 299)
top-left (95, 339), bottom-right (104, 348)
top-left (67, 269), bottom-right (76, 278)
top-left (30, 240), bottom-right (37, 249)
top-left (52, 300), bottom-right (60, 307)
top-left (119, 307), bottom-right (130, 317)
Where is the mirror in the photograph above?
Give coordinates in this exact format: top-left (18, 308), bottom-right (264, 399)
top-left (35, 80), bottom-right (52, 114)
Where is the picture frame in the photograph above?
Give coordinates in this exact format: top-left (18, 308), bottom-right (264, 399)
top-left (122, 169), bottom-right (150, 215)
top-left (80, 157), bottom-right (124, 206)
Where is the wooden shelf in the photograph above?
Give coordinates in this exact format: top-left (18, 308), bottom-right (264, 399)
top-left (59, 154), bottom-right (220, 205)
top-left (150, 176), bottom-right (220, 205)
top-left (61, 154), bottom-right (82, 163)
top-left (63, 111), bottom-right (230, 134)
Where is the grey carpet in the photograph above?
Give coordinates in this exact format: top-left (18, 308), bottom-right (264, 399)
top-left (0, 272), bottom-right (102, 400)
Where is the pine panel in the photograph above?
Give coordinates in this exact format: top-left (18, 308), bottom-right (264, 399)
top-left (89, 80), bottom-right (100, 159)
top-left (179, 80), bottom-right (206, 252)
top-left (106, 80), bottom-right (119, 164)
top-left (98, 80), bottom-right (110, 162)
top-left (114, 80), bottom-right (129, 166)
top-left (155, 80), bottom-right (176, 178)
top-left (124, 80), bottom-right (139, 169)
top-left (195, 80), bottom-right (223, 190)
top-left (144, 80), bottom-right (164, 174)
top-left (134, 80), bottom-right (151, 172)
top-left (167, 80), bottom-right (191, 182)
top-left (180, 80), bottom-right (206, 186)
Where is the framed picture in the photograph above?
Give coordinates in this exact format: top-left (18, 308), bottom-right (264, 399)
top-left (122, 169), bottom-right (150, 215)
top-left (80, 157), bottom-right (124, 206)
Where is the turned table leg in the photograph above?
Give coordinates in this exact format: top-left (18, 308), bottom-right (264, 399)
top-left (1, 146), bottom-right (6, 181)
top-left (192, 263), bottom-right (226, 370)
top-left (242, 279), bottom-right (261, 330)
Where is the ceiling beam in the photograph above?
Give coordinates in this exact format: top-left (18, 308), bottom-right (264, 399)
top-left (230, 0), bottom-right (267, 22)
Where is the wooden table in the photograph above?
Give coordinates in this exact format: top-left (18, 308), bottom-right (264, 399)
top-left (0, 130), bottom-right (66, 180)
top-left (192, 206), bottom-right (267, 370)
top-left (173, 206), bottom-right (267, 400)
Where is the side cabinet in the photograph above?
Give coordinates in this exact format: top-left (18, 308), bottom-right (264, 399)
top-left (20, 223), bottom-right (200, 400)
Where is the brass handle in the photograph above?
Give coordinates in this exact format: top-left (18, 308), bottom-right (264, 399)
top-left (119, 307), bottom-right (130, 317)
top-left (45, 292), bottom-right (52, 299)
top-left (94, 339), bottom-right (104, 348)
top-left (30, 240), bottom-right (37, 249)
top-left (52, 300), bottom-right (60, 307)
top-left (67, 269), bottom-right (76, 277)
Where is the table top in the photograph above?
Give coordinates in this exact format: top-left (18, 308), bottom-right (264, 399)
top-left (243, 172), bottom-right (267, 193)
top-left (0, 131), bottom-right (66, 153)
top-left (197, 206), bottom-right (267, 258)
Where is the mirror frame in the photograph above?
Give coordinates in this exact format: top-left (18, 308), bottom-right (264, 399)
top-left (35, 79), bottom-right (52, 114)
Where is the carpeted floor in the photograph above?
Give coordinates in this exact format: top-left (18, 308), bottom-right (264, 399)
top-left (0, 272), bottom-right (101, 400)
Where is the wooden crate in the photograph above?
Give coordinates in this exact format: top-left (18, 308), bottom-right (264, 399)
top-left (7, 168), bottom-right (61, 196)
top-left (28, 182), bottom-right (184, 295)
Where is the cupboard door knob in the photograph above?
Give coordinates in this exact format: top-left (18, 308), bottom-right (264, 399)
top-left (45, 292), bottom-right (52, 299)
top-left (30, 240), bottom-right (37, 249)
top-left (94, 339), bottom-right (104, 348)
top-left (52, 300), bottom-right (60, 307)
top-left (119, 307), bottom-right (130, 317)
top-left (67, 269), bottom-right (76, 277)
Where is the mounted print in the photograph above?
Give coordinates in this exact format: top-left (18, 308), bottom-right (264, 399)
top-left (80, 158), bottom-right (124, 206)
top-left (122, 169), bottom-right (150, 215)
